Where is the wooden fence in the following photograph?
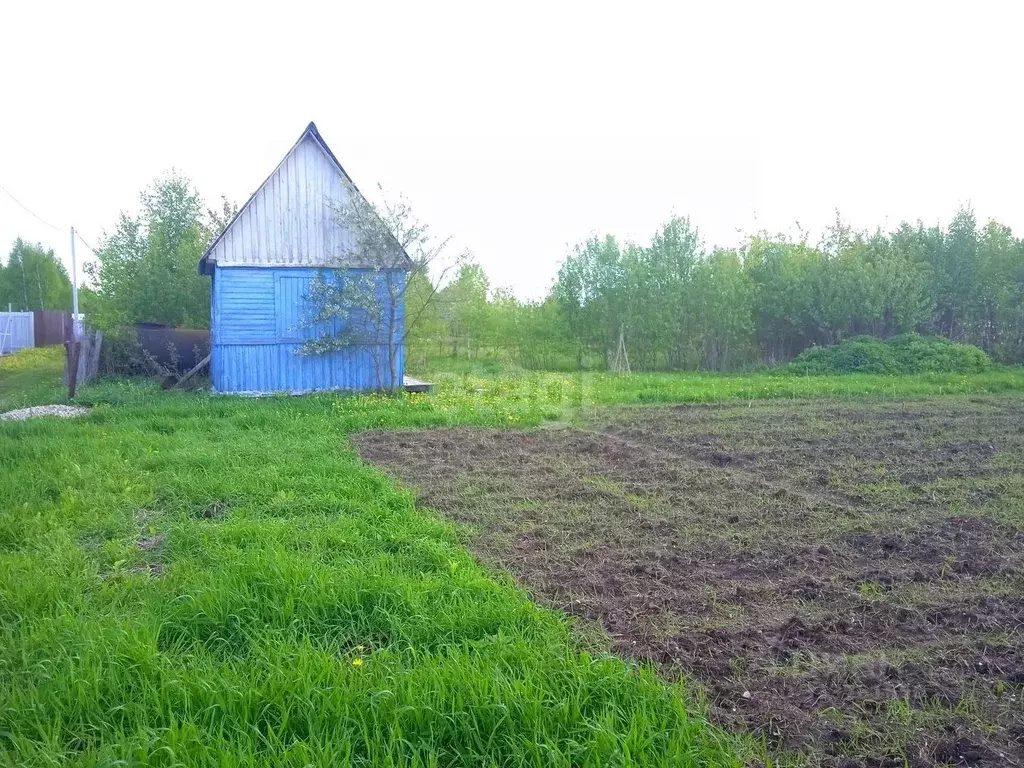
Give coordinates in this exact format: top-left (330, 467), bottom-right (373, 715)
top-left (33, 310), bottom-right (74, 346)
top-left (0, 310), bottom-right (82, 354)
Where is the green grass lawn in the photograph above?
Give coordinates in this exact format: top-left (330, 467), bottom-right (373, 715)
top-left (3, 347), bottom-right (1024, 766)
top-left (1, 353), bottom-right (743, 767)
top-left (0, 346), bottom-right (66, 412)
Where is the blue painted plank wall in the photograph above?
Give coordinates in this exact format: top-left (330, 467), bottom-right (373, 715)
top-left (211, 266), bottom-right (405, 393)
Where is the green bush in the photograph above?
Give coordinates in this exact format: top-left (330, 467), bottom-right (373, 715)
top-left (886, 333), bottom-right (992, 372)
top-left (789, 334), bottom-right (992, 375)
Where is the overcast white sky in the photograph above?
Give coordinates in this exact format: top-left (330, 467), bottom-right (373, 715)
top-left (1, 1), bottom-right (1021, 300)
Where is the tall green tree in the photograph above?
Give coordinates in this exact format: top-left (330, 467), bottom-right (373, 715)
top-left (440, 263), bottom-right (491, 357)
top-left (745, 235), bottom-right (819, 362)
top-left (553, 235), bottom-right (628, 365)
top-left (689, 248), bottom-right (754, 369)
top-left (85, 172), bottom-right (211, 329)
top-left (925, 207), bottom-right (979, 339)
top-left (976, 221), bottom-right (1024, 360)
top-left (631, 216), bottom-right (703, 369)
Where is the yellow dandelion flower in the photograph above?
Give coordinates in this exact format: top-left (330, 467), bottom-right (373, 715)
top-left (352, 657), bottom-right (364, 667)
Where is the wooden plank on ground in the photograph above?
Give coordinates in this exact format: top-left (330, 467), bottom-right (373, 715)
top-left (169, 353), bottom-right (212, 389)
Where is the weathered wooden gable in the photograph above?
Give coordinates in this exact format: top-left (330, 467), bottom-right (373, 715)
top-left (204, 124), bottom-right (355, 269)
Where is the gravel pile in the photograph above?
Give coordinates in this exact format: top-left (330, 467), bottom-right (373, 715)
top-left (0, 404), bottom-right (92, 421)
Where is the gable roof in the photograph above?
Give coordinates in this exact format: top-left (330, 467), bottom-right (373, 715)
top-left (198, 121), bottom-right (412, 274)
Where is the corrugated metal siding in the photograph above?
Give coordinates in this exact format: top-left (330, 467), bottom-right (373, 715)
top-left (211, 266), bottom-right (405, 393)
top-left (0, 312), bottom-right (35, 354)
top-left (207, 136), bottom-right (354, 268)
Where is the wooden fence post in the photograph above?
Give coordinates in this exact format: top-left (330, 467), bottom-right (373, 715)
top-left (64, 330), bottom-right (103, 398)
top-left (65, 341), bottom-right (82, 399)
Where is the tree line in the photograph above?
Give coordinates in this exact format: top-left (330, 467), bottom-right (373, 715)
top-left (408, 209), bottom-right (1024, 369)
top-left (0, 239), bottom-right (72, 312)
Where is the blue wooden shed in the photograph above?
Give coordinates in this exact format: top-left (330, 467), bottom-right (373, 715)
top-left (199, 122), bottom-right (411, 394)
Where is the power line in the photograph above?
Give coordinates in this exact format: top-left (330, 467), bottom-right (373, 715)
top-left (0, 181), bottom-right (96, 318)
top-left (0, 182), bottom-right (62, 232)
top-left (75, 231), bottom-right (100, 255)
top-left (0, 179), bottom-right (101, 255)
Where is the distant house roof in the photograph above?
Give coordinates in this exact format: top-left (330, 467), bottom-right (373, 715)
top-left (199, 121), bottom-right (412, 275)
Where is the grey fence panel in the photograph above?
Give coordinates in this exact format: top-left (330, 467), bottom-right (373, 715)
top-left (0, 312), bottom-right (35, 355)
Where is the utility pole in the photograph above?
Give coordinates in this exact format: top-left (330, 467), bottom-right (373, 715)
top-left (70, 225), bottom-right (80, 339)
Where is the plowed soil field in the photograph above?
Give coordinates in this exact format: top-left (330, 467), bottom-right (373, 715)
top-left (355, 396), bottom-right (1024, 767)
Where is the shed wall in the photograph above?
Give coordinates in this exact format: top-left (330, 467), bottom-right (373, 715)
top-left (211, 266), bottom-right (404, 393)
